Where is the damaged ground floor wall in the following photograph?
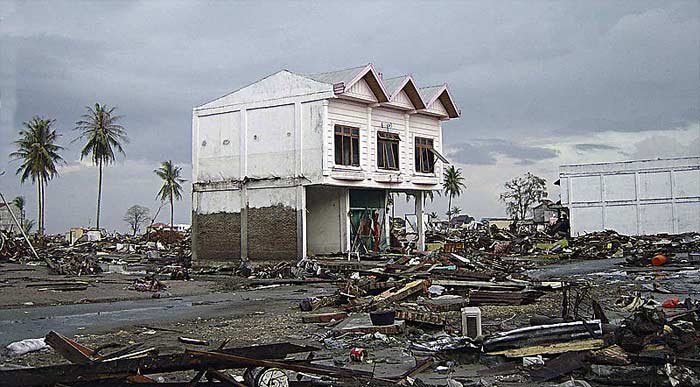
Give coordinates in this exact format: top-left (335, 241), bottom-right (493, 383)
top-left (193, 180), bottom-right (426, 265)
top-left (192, 178), bottom-right (302, 265)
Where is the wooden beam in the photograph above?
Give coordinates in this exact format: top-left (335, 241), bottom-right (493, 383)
top-left (45, 331), bottom-right (98, 364)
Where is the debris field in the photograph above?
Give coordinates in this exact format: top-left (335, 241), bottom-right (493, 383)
top-left (1, 227), bottom-right (700, 386)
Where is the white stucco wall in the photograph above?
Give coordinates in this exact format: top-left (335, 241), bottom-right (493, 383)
top-left (306, 185), bottom-right (346, 254)
top-left (560, 157), bottom-right (700, 236)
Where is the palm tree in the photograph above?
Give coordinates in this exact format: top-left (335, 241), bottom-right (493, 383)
top-left (11, 196), bottom-right (26, 228)
top-left (10, 117), bottom-right (64, 235)
top-left (155, 160), bottom-right (186, 228)
top-left (74, 103), bottom-right (128, 230)
top-left (22, 219), bottom-right (35, 234)
top-left (442, 165), bottom-right (466, 225)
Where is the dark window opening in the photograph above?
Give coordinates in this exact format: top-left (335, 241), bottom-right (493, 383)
top-left (334, 125), bottom-right (360, 166)
top-left (377, 131), bottom-right (400, 170)
top-left (415, 137), bottom-right (435, 173)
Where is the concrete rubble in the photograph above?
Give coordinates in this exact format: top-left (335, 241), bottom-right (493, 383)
top-left (1, 226), bottom-right (700, 386)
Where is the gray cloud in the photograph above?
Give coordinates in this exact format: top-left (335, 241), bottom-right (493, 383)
top-left (0, 0), bottom-right (697, 231)
top-left (559, 114), bottom-right (698, 135)
top-left (574, 143), bottom-right (621, 152)
top-left (450, 139), bottom-right (560, 166)
top-left (628, 134), bottom-right (700, 160)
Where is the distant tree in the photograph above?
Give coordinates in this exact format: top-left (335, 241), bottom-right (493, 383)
top-left (74, 103), bottom-right (128, 230)
top-left (428, 212), bottom-right (439, 223)
top-left (442, 166), bottom-right (466, 224)
top-left (499, 172), bottom-right (548, 222)
top-left (10, 196), bottom-right (26, 228)
top-left (123, 205), bottom-right (150, 236)
top-left (10, 117), bottom-right (64, 235)
top-left (155, 160), bottom-right (186, 228)
top-left (22, 219), bottom-right (35, 234)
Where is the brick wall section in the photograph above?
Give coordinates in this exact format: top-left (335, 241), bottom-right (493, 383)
top-left (247, 204), bottom-right (298, 260)
top-left (192, 212), bottom-right (241, 263)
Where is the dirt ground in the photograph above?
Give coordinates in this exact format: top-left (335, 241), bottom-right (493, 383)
top-left (0, 263), bottom-right (218, 308)
top-left (1, 256), bottom-right (698, 385)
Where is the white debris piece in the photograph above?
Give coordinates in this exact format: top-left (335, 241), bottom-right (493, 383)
top-left (5, 338), bottom-right (48, 357)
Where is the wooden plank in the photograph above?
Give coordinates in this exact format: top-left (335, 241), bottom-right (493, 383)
top-left (45, 331), bottom-right (99, 364)
top-left (301, 312), bottom-right (348, 323)
top-left (487, 338), bottom-right (604, 358)
top-left (187, 350), bottom-right (375, 379)
top-left (0, 353), bottom-right (203, 386)
top-left (432, 279), bottom-right (525, 291)
top-left (373, 279), bottom-right (427, 305)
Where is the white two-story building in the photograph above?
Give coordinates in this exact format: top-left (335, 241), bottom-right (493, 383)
top-left (192, 64), bottom-right (459, 264)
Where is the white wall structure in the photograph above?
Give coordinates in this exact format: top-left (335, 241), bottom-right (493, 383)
top-left (560, 157), bottom-right (700, 236)
top-left (192, 64), bottom-right (459, 264)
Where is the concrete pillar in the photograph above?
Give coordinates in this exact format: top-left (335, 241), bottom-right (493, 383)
top-left (298, 185), bottom-right (307, 259)
top-left (240, 186), bottom-right (248, 260)
top-left (415, 191), bottom-right (425, 251)
top-left (341, 188), bottom-right (351, 252)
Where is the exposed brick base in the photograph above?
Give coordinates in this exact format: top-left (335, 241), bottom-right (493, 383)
top-left (192, 212), bottom-right (241, 264)
top-left (248, 205), bottom-right (298, 261)
top-left (193, 205), bottom-right (299, 264)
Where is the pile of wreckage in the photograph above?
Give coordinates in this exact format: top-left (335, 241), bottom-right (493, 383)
top-left (0, 229), bottom-right (192, 278)
top-left (3, 247), bottom-right (698, 386)
top-left (421, 227), bottom-right (700, 263)
top-left (1, 331), bottom-right (401, 387)
top-left (227, 232), bottom-right (700, 386)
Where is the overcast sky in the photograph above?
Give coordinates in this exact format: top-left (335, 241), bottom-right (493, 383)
top-left (1, 1), bottom-right (698, 233)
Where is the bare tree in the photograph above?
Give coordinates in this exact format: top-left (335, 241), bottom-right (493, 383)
top-left (499, 173), bottom-right (548, 222)
top-left (123, 205), bottom-right (150, 236)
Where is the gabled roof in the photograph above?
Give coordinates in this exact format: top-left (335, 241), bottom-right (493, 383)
top-left (307, 65), bottom-right (366, 85)
top-left (307, 63), bottom-right (389, 103)
top-left (418, 84), bottom-right (460, 118)
top-left (197, 63), bottom-right (459, 117)
top-left (382, 75), bottom-right (426, 109)
top-left (197, 70), bottom-right (333, 110)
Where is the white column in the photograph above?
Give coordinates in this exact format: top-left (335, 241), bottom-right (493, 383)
top-left (321, 100), bottom-right (330, 175)
top-left (366, 106), bottom-right (372, 170)
top-left (340, 188), bottom-right (351, 252)
top-left (415, 190), bottom-right (425, 251)
top-left (298, 186), bottom-right (307, 258)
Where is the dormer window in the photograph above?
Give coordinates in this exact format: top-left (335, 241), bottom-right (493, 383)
top-left (334, 125), bottom-right (360, 167)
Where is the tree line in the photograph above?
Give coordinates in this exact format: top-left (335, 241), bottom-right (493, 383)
top-left (9, 104), bottom-right (185, 236)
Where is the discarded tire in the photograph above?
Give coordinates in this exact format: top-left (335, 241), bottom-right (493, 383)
top-left (243, 367), bottom-right (289, 387)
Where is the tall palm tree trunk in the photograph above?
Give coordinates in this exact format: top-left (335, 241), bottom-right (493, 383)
top-left (447, 194), bottom-right (453, 225)
top-left (169, 189), bottom-right (174, 229)
top-left (96, 159), bottom-right (103, 229)
top-left (40, 179), bottom-right (45, 234)
top-left (36, 183), bottom-right (42, 235)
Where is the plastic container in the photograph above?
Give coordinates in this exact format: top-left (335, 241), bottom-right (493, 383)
top-left (651, 254), bottom-right (668, 266)
top-left (369, 310), bottom-right (396, 326)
